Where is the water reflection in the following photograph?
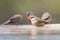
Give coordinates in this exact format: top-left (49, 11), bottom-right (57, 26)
top-left (29, 27), bottom-right (38, 40)
top-left (29, 27), bottom-right (60, 40)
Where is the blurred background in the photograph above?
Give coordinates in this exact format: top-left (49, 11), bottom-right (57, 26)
top-left (0, 0), bottom-right (60, 24)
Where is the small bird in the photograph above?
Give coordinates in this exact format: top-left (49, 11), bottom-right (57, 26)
top-left (2, 14), bottom-right (22, 25)
top-left (26, 11), bottom-right (52, 27)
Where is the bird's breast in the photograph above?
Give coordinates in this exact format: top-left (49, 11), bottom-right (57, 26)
top-left (31, 18), bottom-right (38, 24)
top-left (31, 18), bottom-right (45, 27)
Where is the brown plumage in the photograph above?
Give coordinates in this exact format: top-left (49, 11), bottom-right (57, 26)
top-left (2, 14), bottom-right (22, 25)
top-left (26, 11), bottom-right (52, 27)
top-left (41, 12), bottom-right (52, 24)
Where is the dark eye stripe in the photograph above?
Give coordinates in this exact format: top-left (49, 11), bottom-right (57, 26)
top-left (27, 13), bottom-right (32, 16)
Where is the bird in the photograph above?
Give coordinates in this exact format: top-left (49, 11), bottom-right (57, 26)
top-left (2, 14), bottom-right (22, 25)
top-left (26, 11), bottom-right (52, 27)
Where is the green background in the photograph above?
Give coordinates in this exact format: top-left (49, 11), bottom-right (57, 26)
top-left (0, 0), bottom-right (60, 24)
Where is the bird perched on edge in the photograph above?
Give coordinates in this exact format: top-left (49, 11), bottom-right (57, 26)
top-left (26, 11), bottom-right (52, 27)
top-left (2, 14), bottom-right (22, 25)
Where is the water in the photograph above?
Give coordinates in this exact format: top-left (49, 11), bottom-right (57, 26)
top-left (0, 35), bottom-right (29, 40)
top-left (0, 34), bottom-right (60, 40)
top-left (0, 24), bottom-right (60, 40)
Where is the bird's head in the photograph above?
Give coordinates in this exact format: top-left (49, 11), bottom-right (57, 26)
top-left (26, 11), bottom-right (36, 21)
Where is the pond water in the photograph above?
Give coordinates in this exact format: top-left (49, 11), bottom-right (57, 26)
top-left (0, 24), bottom-right (60, 40)
top-left (0, 34), bottom-right (60, 40)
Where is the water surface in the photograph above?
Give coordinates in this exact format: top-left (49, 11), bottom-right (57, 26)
top-left (0, 34), bottom-right (60, 40)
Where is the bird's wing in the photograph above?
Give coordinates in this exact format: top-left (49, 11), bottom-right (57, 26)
top-left (41, 12), bottom-right (52, 23)
top-left (2, 14), bottom-right (22, 25)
